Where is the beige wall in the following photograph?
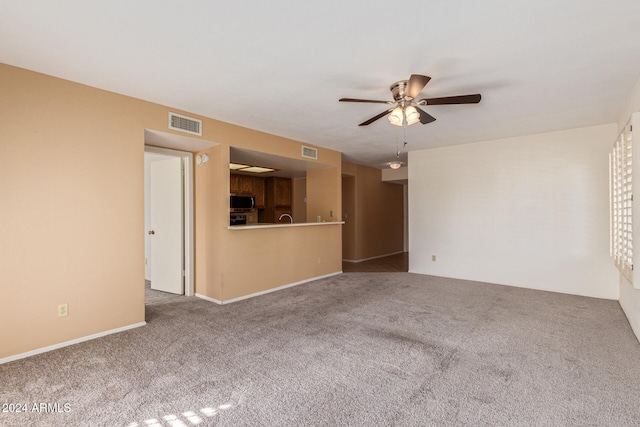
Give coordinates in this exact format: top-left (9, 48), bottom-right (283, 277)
top-left (1, 63), bottom-right (342, 360)
top-left (292, 178), bottom-right (307, 223)
top-left (342, 162), bottom-right (405, 261)
top-left (306, 167), bottom-right (341, 223)
top-left (222, 225), bottom-right (342, 300)
top-left (1, 64), bottom-right (146, 358)
top-left (194, 145), bottom-right (227, 301)
top-left (342, 176), bottom-right (357, 260)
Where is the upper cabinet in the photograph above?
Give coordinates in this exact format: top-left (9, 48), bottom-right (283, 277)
top-left (230, 174), bottom-right (240, 194)
top-left (270, 177), bottom-right (292, 207)
top-left (230, 174), bottom-right (257, 195)
top-left (240, 175), bottom-right (254, 194)
top-left (254, 177), bottom-right (266, 208)
top-left (261, 177), bottom-right (293, 223)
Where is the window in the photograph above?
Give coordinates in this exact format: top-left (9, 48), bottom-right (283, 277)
top-left (611, 123), bottom-right (633, 281)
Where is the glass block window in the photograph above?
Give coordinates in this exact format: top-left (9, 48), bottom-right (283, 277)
top-left (611, 124), bottom-right (633, 281)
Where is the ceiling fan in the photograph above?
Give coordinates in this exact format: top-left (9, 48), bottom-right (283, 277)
top-left (339, 74), bottom-right (481, 127)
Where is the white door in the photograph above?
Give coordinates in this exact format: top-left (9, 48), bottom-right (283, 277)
top-left (149, 157), bottom-right (184, 294)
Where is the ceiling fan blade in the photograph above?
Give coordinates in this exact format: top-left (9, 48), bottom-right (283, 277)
top-left (419, 94), bottom-right (482, 105)
top-left (415, 107), bottom-right (436, 124)
top-left (405, 74), bottom-right (431, 100)
top-left (358, 109), bottom-right (393, 126)
top-left (339, 98), bottom-right (393, 104)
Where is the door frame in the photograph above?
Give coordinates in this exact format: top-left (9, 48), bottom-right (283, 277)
top-left (144, 145), bottom-right (194, 296)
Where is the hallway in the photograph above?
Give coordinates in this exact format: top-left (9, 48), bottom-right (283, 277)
top-left (342, 252), bottom-right (408, 273)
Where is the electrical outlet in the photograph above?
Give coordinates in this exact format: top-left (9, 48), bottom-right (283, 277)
top-left (432, 255), bottom-right (437, 262)
top-left (317, 257), bottom-right (321, 264)
top-left (329, 210), bottom-right (334, 217)
top-left (58, 303), bottom-right (68, 317)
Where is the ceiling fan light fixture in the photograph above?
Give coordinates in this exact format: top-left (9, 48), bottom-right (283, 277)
top-left (340, 74), bottom-right (481, 128)
top-left (405, 106), bottom-right (420, 125)
top-left (389, 161), bottom-right (402, 170)
top-left (388, 107), bottom-right (404, 126)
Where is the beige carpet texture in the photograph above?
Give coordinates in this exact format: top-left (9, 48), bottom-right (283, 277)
top-left (2, 272), bottom-right (640, 426)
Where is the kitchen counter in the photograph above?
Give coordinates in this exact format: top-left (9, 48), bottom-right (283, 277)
top-left (228, 221), bottom-right (344, 230)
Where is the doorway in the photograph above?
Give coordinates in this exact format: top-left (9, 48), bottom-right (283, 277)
top-left (144, 146), bottom-right (194, 296)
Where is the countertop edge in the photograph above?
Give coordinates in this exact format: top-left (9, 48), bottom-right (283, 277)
top-left (228, 221), bottom-right (344, 230)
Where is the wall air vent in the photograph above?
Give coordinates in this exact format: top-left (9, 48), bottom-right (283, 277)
top-left (168, 112), bottom-right (202, 136)
top-left (301, 145), bottom-right (318, 160)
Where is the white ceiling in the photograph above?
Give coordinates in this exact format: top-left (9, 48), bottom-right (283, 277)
top-left (2, 0), bottom-right (640, 168)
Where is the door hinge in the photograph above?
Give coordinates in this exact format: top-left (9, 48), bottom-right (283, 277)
top-left (182, 270), bottom-right (186, 277)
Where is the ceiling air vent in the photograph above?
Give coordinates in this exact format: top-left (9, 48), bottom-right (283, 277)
top-left (301, 145), bottom-right (318, 160)
top-left (168, 112), bottom-right (202, 136)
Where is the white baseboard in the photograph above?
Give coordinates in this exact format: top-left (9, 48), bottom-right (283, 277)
top-left (0, 322), bottom-right (147, 365)
top-left (343, 251), bottom-right (404, 263)
top-left (195, 293), bottom-right (223, 304)
top-left (196, 271), bottom-right (343, 305)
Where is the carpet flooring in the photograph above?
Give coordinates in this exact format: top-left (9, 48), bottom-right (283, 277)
top-left (2, 273), bottom-right (640, 426)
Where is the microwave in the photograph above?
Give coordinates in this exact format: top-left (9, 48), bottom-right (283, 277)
top-left (230, 195), bottom-right (255, 212)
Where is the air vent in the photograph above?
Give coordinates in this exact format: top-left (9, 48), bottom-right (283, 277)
top-left (168, 112), bottom-right (202, 136)
top-left (301, 145), bottom-right (318, 160)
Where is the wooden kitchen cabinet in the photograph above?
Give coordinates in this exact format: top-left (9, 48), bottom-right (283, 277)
top-left (230, 173), bottom-right (255, 195)
top-left (254, 177), bottom-right (265, 208)
top-left (269, 177), bottom-right (292, 207)
top-left (229, 174), bottom-right (240, 194)
top-left (230, 174), bottom-right (292, 222)
top-left (239, 175), bottom-right (254, 194)
top-left (262, 177), bottom-right (293, 223)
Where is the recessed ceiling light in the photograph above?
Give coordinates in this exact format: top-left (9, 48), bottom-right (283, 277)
top-left (240, 166), bottom-right (276, 173)
top-left (230, 163), bottom-right (251, 170)
top-left (229, 162), bottom-right (278, 173)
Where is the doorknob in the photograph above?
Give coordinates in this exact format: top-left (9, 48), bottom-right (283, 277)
top-left (148, 230), bottom-right (155, 235)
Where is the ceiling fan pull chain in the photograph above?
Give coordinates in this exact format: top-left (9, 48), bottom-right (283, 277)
top-left (403, 121), bottom-right (407, 148)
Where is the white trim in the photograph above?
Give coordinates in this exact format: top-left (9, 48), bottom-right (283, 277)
top-left (144, 146), bottom-right (195, 297)
top-left (183, 154), bottom-right (195, 296)
top-left (343, 251), bottom-right (404, 263)
top-left (194, 293), bottom-right (223, 304)
top-left (0, 322), bottom-right (146, 365)
top-left (195, 271), bottom-right (343, 305)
